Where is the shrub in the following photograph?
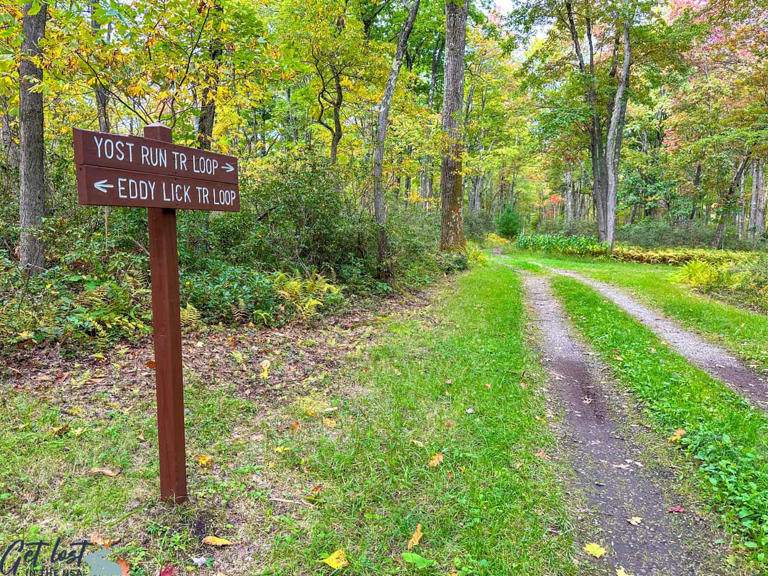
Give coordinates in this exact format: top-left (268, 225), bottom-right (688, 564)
top-left (464, 242), bottom-right (488, 268)
top-left (484, 233), bottom-right (511, 247)
top-left (497, 207), bottom-right (522, 239)
top-left (676, 260), bottom-right (720, 288)
top-left (517, 234), bottom-right (609, 257)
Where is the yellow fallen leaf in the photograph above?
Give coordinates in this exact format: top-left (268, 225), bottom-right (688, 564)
top-left (407, 523), bottom-right (423, 549)
top-left (323, 417), bottom-right (336, 429)
top-left (617, 568), bottom-right (634, 576)
top-left (202, 536), bottom-right (232, 547)
top-left (274, 446), bottom-right (290, 454)
top-left (321, 548), bottom-right (348, 569)
top-left (428, 453), bottom-right (444, 467)
top-left (196, 454), bottom-right (212, 468)
top-left (584, 542), bottom-right (606, 558)
top-left (259, 359), bottom-right (270, 380)
top-left (668, 428), bottom-right (686, 443)
top-left (89, 467), bottom-right (120, 477)
top-left (72, 427), bottom-right (85, 437)
top-left (627, 516), bottom-right (643, 526)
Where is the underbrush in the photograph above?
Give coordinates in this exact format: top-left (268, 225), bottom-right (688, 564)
top-left (516, 234), bottom-right (757, 266)
top-left (677, 256), bottom-right (768, 313)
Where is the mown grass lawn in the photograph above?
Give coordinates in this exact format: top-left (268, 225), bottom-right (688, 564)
top-left (510, 250), bottom-right (768, 373)
top-left (0, 263), bottom-right (578, 576)
top-left (553, 276), bottom-right (768, 565)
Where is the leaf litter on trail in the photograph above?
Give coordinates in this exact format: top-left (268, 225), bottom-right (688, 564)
top-left (627, 516), bottom-right (643, 526)
top-left (584, 542), bottom-right (607, 558)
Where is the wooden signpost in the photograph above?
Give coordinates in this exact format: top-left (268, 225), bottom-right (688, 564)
top-left (74, 124), bottom-right (240, 503)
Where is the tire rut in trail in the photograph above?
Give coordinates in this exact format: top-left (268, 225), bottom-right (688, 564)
top-left (541, 264), bottom-right (768, 411)
top-left (522, 273), bottom-right (731, 576)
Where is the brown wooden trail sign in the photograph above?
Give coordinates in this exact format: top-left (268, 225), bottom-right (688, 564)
top-left (74, 124), bottom-right (241, 503)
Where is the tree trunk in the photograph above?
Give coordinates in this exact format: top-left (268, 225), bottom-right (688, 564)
top-left (713, 152), bottom-right (751, 249)
top-left (90, 0), bottom-right (110, 132)
top-left (19, 1), bottom-right (47, 275)
top-left (372, 0), bottom-right (420, 279)
top-left (564, 168), bottom-right (574, 223)
top-left (737, 171), bottom-right (747, 240)
top-left (439, 0), bottom-right (469, 252)
top-left (749, 159), bottom-right (766, 240)
top-left (420, 35), bottom-right (443, 200)
top-left (603, 21), bottom-right (631, 250)
top-left (197, 0), bottom-right (223, 150)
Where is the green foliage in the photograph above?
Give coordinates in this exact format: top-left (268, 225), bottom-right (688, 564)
top-left (497, 206), bottom-right (522, 239)
top-left (274, 269), bottom-right (342, 321)
top-left (517, 234), bottom-right (609, 256)
top-left (464, 241), bottom-right (488, 268)
top-left (677, 256), bottom-right (768, 313)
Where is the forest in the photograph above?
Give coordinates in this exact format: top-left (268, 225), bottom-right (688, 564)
top-left (3, 0), bottom-right (768, 575)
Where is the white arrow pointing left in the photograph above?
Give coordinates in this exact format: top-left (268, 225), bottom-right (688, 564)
top-left (223, 163), bottom-right (235, 173)
top-left (94, 179), bottom-right (114, 194)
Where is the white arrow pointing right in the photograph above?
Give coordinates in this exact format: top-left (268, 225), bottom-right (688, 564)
top-left (94, 179), bottom-right (114, 194)
top-left (223, 163), bottom-right (235, 173)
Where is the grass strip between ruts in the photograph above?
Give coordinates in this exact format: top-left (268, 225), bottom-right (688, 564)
top-left (553, 275), bottom-right (768, 563)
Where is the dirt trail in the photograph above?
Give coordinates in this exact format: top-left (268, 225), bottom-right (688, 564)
top-left (523, 272), bottom-right (732, 575)
top-left (539, 265), bottom-right (768, 411)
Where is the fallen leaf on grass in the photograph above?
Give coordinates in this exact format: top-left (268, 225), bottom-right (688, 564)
top-left (584, 542), bottom-right (606, 558)
top-left (627, 516), bottom-right (643, 526)
top-left (407, 524), bottom-right (423, 549)
top-left (158, 567), bottom-right (175, 576)
top-left (410, 438), bottom-right (425, 447)
top-left (274, 446), bottom-right (290, 454)
top-left (259, 359), bottom-right (270, 380)
top-left (89, 467), bottom-right (120, 477)
top-left (310, 484), bottom-right (324, 494)
top-left (428, 453), bottom-right (444, 467)
top-left (321, 549), bottom-right (348, 569)
top-left (196, 455), bottom-right (212, 468)
top-left (323, 417), bottom-right (336, 429)
top-left (534, 450), bottom-right (551, 460)
top-left (290, 421), bottom-right (301, 433)
top-left (668, 428), bottom-right (686, 443)
top-left (90, 533), bottom-right (121, 548)
top-left (202, 536), bottom-right (232, 547)
top-left (668, 506), bottom-right (686, 513)
top-left (402, 552), bottom-right (434, 569)
top-left (116, 558), bottom-right (130, 576)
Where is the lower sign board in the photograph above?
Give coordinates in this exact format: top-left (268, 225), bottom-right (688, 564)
top-left (76, 164), bottom-right (240, 212)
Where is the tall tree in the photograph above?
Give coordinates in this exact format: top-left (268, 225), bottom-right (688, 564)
top-left (373, 0), bottom-right (421, 279)
top-left (439, 0), bottom-right (469, 251)
top-left (19, 0), bottom-right (47, 274)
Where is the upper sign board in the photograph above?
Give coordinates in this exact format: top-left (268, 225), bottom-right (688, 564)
top-left (74, 127), bottom-right (240, 212)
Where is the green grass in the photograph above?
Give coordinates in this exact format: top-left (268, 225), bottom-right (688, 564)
top-left (0, 263), bottom-right (578, 576)
top-left (513, 251), bottom-right (768, 373)
top-left (264, 263), bottom-right (577, 575)
top-left (553, 276), bottom-right (768, 562)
